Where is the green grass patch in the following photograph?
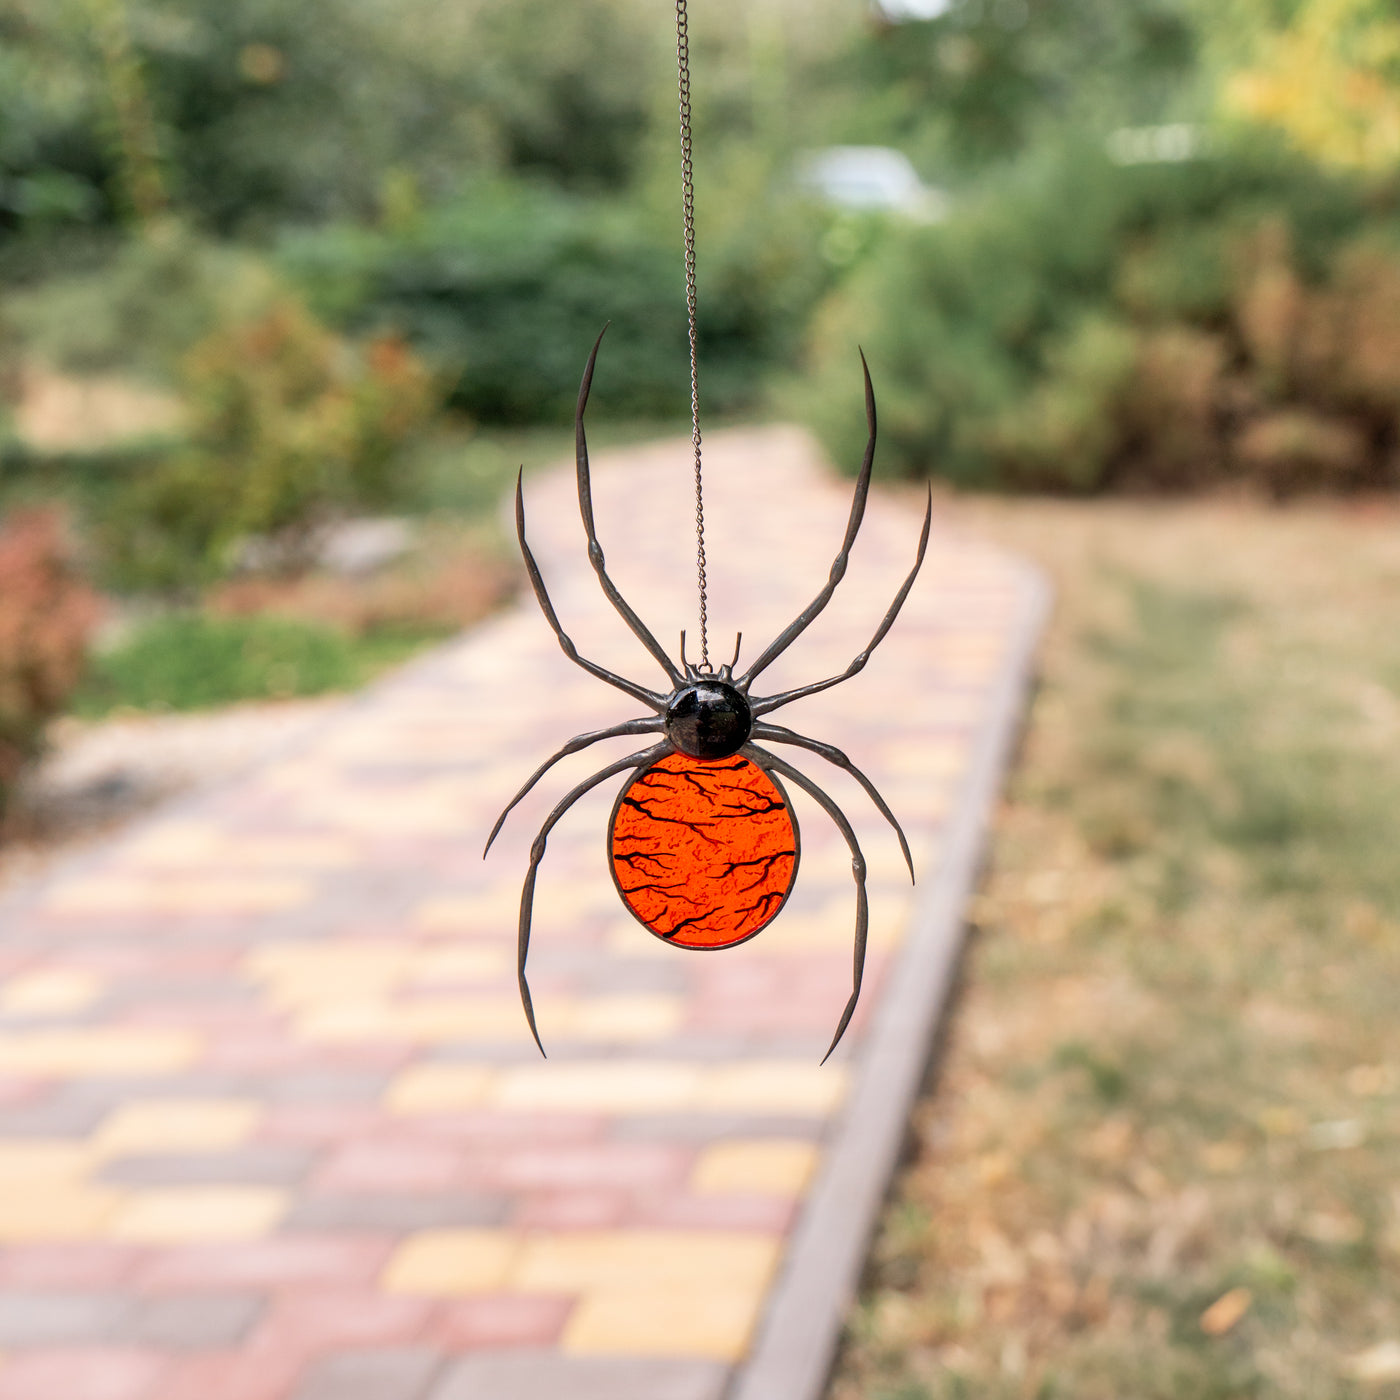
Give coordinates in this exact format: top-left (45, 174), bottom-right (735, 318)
top-left (75, 613), bottom-right (450, 717)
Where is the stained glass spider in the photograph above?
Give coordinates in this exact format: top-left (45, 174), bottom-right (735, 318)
top-left (485, 329), bottom-right (932, 1061)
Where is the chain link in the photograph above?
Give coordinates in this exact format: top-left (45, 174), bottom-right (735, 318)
top-left (676, 0), bottom-right (709, 671)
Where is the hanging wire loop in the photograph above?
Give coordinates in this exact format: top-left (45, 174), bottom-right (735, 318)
top-left (676, 0), bottom-right (709, 670)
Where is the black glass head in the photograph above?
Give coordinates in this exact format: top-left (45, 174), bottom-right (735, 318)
top-left (665, 680), bottom-right (753, 759)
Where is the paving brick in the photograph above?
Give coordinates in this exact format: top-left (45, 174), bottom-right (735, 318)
top-left (564, 1285), bottom-right (768, 1360)
top-left (626, 1193), bottom-right (798, 1233)
top-left (129, 1294), bottom-right (264, 1348)
top-left (109, 1187), bottom-right (287, 1243)
top-left (609, 1113), bottom-right (825, 1141)
top-left (0, 1347), bottom-right (170, 1400)
top-left (98, 1144), bottom-right (313, 1187)
top-left (433, 1296), bottom-right (573, 1349)
top-left (137, 1237), bottom-right (394, 1291)
top-left (691, 1139), bottom-right (819, 1195)
top-left (469, 1143), bottom-right (689, 1193)
top-left (285, 1193), bottom-right (507, 1232)
top-left (0, 1293), bottom-right (128, 1346)
top-left (95, 1100), bottom-right (262, 1157)
top-left (382, 1230), bottom-right (518, 1296)
top-left (289, 1347), bottom-right (443, 1400)
top-left (427, 1353), bottom-right (728, 1400)
top-left (313, 1140), bottom-right (464, 1193)
top-left (0, 1184), bottom-right (119, 1242)
top-left (0, 1244), bottom-right (139, 1288)
top-left (0, 1028), bottom-right (199, 1078)
top-left (510, 1191), bottom-right (631, 1231)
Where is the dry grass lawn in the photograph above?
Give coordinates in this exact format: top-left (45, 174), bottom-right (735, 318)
top-left (830, 495), bottom-right (1400, 1400)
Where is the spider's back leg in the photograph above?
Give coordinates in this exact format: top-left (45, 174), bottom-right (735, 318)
top-left (744, 744), bottom-right (869, 1063)
top-left (750, 721), bottom-right (913, 882)
top-left (515, 742), bottom-right (671, 1055)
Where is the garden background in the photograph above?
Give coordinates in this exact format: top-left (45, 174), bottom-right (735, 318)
top-left (2, 0), bottom-right (1400, 1396)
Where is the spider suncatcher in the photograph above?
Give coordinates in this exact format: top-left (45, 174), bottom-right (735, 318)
top-left (485, 328), bottom-right (933, 1062)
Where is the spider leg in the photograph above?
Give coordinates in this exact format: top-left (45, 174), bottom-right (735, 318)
top-left (484, 716), bottom-right (665, 857)
top-left (516, 471), bottom-right (666, 712)
top-left (739, 351), bottom-right (878, 692)
top-left (752, 484), bottom-right (932, 717)
top-left (743, 744), bottom-right (868, 1065)
top-left (576, 327), bottom-right (683, 688)
top-left (750, 721), bottom-right (913, 883)
top-left (516, 741), bottom-right (672, 1056)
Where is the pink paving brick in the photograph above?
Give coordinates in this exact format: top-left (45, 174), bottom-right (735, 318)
top-left (433, 1295), bottom-right (574, 1350)
top-left (408, 1111), bottom-right (607, 1145)
top-left (146, 1354), bottom-right (283, 1400)
top-left (137, 1237), bottom-right (394, 1292)
top-left (511, 1189), bottom-right (633, 1230)
top-left (313, 1139), bottom-right (465, 1193)
top-left (0, 1244), bottom-right (141, 1288)
top-left (467, 1142), bottom-right (692, 1192)
top-left (628, 1192), bottom-right (799, 1232)
top-left (0, 1348), bottom-right (170, 1400)
top-left (259, 1104), bottom-right (389, 1145)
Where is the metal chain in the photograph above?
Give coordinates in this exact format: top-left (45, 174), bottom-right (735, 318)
top-left (676, 0), bottom-right (709, 670)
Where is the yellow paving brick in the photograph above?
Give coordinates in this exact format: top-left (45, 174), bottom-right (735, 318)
top-left (382, 1230), bottom-right (520, 1295)
top-left (414, 893), bottom-right (520, 934)
top-left (42, 875), bottom-right (310, 916)
top-left (0, 970), bottom-right (102, 1016)
top-left (516, 1230), bottom-right (780, 1293)
top-left (0, 1186), bottom-right (119, 1241)
top-left (561, 995), bottom-right (683, 1042)
top-left (0, 1030), bottom-right (198, 1077)
top-left (108, 1188), bottom-right (286, 1242)
top-left (245, 944), bottom-right (412, 1005)
top-left (564, 1286), bottom-right (769, 1361)
top-left (385, 1064), bottom-right (496, 1114)
top-left (0, 1142), bottom-right (95, 1184)
top-left (691, 1140), bottom-right (820, 1196)
top-left (694, 1062), bottom-right (849, 1115)
top-left (490, 1062), bottom-right (703, 1114)
top-left (296, 994), bottom-right (681, 1046)
top-left (408, 947), bottom-right (511, 984)
top-left (94, 1100), bottom-right (260, 1156)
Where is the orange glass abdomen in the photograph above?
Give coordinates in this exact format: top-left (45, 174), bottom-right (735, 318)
top-left (609, 752), bottom-right (799, 949)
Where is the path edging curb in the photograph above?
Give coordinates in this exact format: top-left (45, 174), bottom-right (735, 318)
top-left (727, 560), bottom-right (1052, 1400)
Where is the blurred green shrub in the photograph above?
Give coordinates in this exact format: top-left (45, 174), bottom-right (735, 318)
top-left (0, 508), bottom-right (100, 812)
top-left (281, 181), bottom-right (829, 424)
top-left (797, 138), bottom-right (1400, 494)
top-left (99, 297), bottom-right (437, 591)
top-left (76, 612), bottom-right (357, 714)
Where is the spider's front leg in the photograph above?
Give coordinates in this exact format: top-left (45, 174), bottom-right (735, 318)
top-left (743, 744), bottom-right (868, 1063)
top-left (515, 741), bottom-right (672, 1056)
top-left (484, 716), bottom-right (665, 856)
top-left (750, 721), bottom-right (913, 882)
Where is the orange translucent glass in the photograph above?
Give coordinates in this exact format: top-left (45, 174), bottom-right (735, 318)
top-left (610, 752), bottom-right (799, 949)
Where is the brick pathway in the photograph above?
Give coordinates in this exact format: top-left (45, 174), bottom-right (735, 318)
top-left (0, 426), bottom-right (1040, 1400)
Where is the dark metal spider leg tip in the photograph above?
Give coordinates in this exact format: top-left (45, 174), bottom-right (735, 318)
top-left (513, 471), bottom-right (665, 713)
top-left (745, 745), bottom-right (868, 1063)
top-left (516, 743), bottom-right (670, 1057)
top-left (576, 330), bottom-right (682, 688)
top-left (740, 350), bottom-right (878, 692)
top-left (752, 482), bottom-right (933, 718)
